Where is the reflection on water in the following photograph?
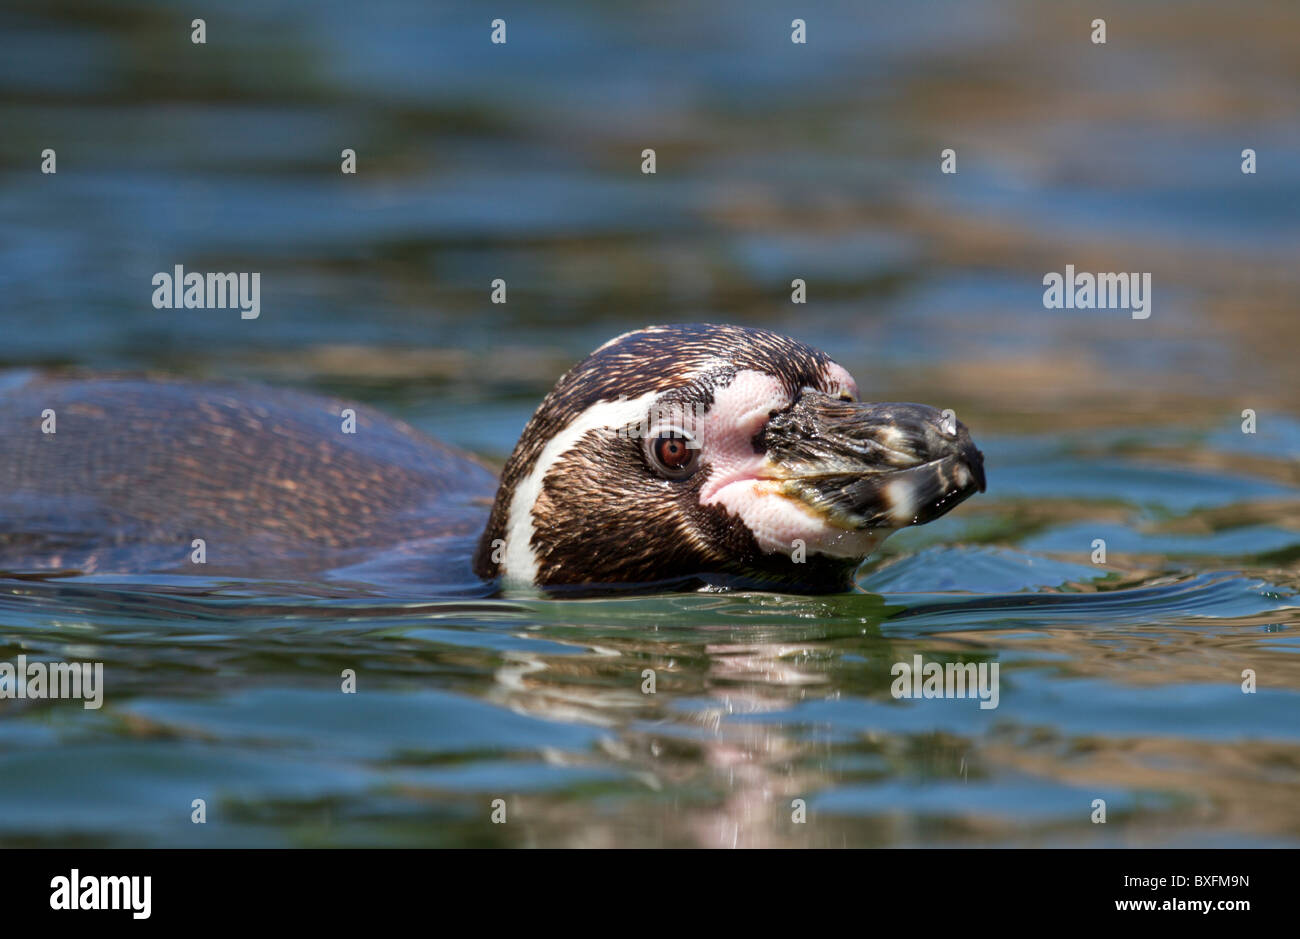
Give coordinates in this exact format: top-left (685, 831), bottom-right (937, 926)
top-left (1, 0), bottom-right (1298, 846)
top-left (1, 567), bottom-right (1296, 847)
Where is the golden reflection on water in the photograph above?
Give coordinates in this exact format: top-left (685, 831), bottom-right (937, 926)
top-left (480, 599), bottom-right (1300, 847)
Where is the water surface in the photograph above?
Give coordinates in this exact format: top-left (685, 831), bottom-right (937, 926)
top-left (1, 0), bottom-right (1298, 847)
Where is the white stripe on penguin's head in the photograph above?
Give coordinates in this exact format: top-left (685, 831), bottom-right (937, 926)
top-left (501, 391), bottom-right (659, 587)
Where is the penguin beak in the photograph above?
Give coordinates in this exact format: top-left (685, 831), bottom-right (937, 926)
top-left (759, 392), bottom-right (986, 530)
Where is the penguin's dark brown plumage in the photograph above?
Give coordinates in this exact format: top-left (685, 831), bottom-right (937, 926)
top-left (0, 325), bottom-right (984, 594)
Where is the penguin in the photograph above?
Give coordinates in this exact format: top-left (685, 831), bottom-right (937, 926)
top-left (0, 324), bottom-right (984, 594)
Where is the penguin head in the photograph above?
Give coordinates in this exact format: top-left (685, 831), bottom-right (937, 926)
top-left (473, 324), bottom-right (984, 593)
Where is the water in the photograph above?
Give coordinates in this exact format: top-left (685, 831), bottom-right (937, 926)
top-left (1, 0), bottom-right (1298, 847)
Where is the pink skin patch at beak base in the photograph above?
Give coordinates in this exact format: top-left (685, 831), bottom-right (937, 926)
top-left (695, 368), bottom-right (891, 561)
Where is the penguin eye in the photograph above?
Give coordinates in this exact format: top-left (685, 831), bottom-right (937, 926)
top-left (646, 431), bottom-right (699, 479)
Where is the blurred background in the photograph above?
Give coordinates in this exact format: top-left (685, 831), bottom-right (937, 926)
top-left (0, 0), bottom-right (1298, 847)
